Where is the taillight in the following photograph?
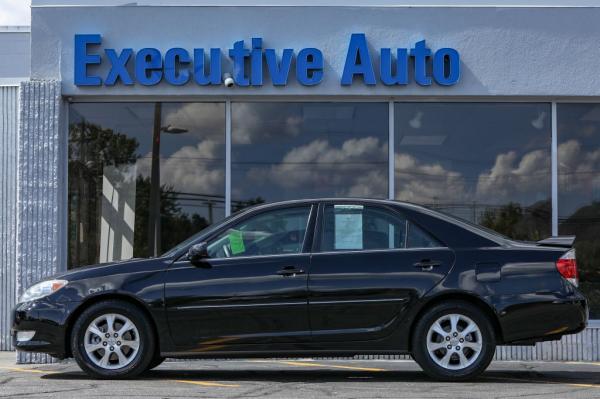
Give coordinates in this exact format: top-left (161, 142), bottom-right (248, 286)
top-left (556, 249), bottom-right (578, 287)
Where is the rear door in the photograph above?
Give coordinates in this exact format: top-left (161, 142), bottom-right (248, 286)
top-left (308, 202), bottom-right (455, 342)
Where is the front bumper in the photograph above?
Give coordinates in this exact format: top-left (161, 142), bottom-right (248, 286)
top-left (11, 299), bottom-right (81, 359)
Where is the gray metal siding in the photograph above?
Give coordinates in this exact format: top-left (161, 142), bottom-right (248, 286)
top-left (16, 80), bottom-right (64, 363)
top-left (0, 31), bottom-right (30, 82)
top-left (0, 86), bottom-right (19, 351)
top-left (495, 326), bottom-right (600, 362)
top-left (353, 326), bottom-right (600, 362)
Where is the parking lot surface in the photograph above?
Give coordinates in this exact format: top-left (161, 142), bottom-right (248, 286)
top-left (1, 352), bottom-right (600, 398)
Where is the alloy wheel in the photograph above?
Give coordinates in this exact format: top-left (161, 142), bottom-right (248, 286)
top-left (83, 313), bottom-right (140, 370)
top-left (426, 313), bottom-right (483, 370)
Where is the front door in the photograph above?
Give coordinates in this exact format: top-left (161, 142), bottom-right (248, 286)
top-left (308, 202), bottom-right (455, 342)
top-left (165, 204), bottom-right (315, 351)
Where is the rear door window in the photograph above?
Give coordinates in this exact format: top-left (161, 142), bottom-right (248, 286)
top-left (319, 204), bottom-right (442, 252)
top-left (406, 221), bottom-right (442, 248)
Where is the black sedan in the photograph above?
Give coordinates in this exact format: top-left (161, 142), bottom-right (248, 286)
top-left (12, 199), bottom-right (587, 380)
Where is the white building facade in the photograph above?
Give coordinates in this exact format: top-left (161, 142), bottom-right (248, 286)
top-left (1, 1), bottom-right (600, 362)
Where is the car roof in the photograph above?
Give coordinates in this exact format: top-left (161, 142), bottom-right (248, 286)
top-left (244, 197), bottom-right (466, 221)
top-left (244, 197), bottom-right (426, 211)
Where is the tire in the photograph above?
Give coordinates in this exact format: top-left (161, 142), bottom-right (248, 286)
top-left (411, 300), bottom-right (496, 381)
top-left (71, 300), bottom-right (156, 379)
top-left (146, 355), bottom-right (165, 371)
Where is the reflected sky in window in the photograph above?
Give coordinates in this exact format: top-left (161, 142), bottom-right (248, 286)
top-left (394, 102), bottom-right (551, 238)
top-left (231, 102), bottom-right (389, 209)
top-left (557, 104), bottom-right (600, 220)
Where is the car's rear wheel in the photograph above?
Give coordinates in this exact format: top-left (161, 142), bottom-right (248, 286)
top-left (411, 301), bottom-right (496, 381)
top-left (71, 300), bottom-right (155, 379)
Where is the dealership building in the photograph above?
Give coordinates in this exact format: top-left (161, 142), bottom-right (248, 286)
top-left (1, 0), bottom-right (600, 362)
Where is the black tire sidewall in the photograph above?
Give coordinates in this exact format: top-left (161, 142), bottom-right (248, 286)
top-left (412, 301), bottom-right (496, 381)
top-left (146, 356), bottom-right (166, 371)
top-left (71, 300), bottom-right (155, 379)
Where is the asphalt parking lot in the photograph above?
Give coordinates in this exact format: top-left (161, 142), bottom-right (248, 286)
top-left (2, 352), bottom-right (600, 398)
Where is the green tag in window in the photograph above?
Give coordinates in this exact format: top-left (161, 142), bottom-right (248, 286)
top-left (228, 230), bottom-right (245, 255)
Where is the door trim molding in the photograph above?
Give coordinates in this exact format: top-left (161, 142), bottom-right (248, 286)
top-left (174, 301), bottom-right (307, 310)
top-left (174, 297), bottom-right (408, 311)
top-left (309, 298), bottom-right (409, 305)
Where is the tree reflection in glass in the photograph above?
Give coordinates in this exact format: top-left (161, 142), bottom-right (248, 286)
top-left (558, 104), bottom-right (600, 317)
top-left (68, 103), bottom-right (225, 268)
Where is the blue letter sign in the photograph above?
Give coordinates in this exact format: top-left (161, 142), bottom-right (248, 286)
top-left (74, 34), bottom-right (102, 86)
top-left (73, 33), bottom-right (460, 88)
top-left (341, 33), bottom-right (376, 86)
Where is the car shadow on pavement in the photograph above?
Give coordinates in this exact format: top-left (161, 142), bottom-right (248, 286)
top-left (40, 369), bottom-right (600, 385)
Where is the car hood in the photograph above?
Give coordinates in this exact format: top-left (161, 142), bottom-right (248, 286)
top-left (52, 257), bottom-right (169, 282)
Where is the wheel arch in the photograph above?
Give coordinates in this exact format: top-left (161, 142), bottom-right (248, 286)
top-left (64, 292), bottom-right (160, 358)
top-left (408, 292), bottom-right (505, 351)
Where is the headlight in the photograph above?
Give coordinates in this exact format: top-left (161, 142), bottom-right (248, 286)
top-left (20, 280), bottom-right (68, 303)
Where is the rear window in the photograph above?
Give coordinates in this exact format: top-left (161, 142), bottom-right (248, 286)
top-left (415, 205), bottom-right (509, 245)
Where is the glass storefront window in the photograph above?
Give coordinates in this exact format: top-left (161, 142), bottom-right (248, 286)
top-left (68, 102), bottom-right (225, 268)
top-left (394, 103), bottom-right (552, 241)
top-left (557, 104), bottom-right (600, 318)
top-left (231, 102), bottom-right (389, 210)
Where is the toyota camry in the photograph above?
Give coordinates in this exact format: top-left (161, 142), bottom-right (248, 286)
top-left (12, 198), bottom-right (587, 380)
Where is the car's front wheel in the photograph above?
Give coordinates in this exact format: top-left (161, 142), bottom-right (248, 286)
top-left (71, 300), bottom-right (156, 379)
top-left (411, 300), bottom-right (496, 381)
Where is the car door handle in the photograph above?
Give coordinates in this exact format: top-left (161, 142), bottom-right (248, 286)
top-left (276, 266), bottom-right (305, 277)
top-left (414, 260), bottom-right (442, 271)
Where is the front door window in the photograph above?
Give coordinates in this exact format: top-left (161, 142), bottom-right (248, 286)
top-left (207, 206), bottom-right (311, 258)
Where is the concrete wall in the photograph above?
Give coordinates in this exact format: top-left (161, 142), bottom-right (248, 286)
top-left (30, 6), bottom-right (600, 98)
top-left (16, 80), bottom-right (66, 363)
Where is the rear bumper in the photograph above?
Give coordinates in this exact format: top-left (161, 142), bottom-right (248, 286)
top-left (11, 300), bottom-right (80, 359)
top-left (499, 292), bottom-right (588, 344)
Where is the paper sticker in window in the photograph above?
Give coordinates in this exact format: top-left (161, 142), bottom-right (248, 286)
top-left (334, 204), bottom-right (364, 211)
top-left (334, 205), bottom-right (363, 250)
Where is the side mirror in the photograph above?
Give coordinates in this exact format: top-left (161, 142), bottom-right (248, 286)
top-left (187, 242), bottom-right (209, 264)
